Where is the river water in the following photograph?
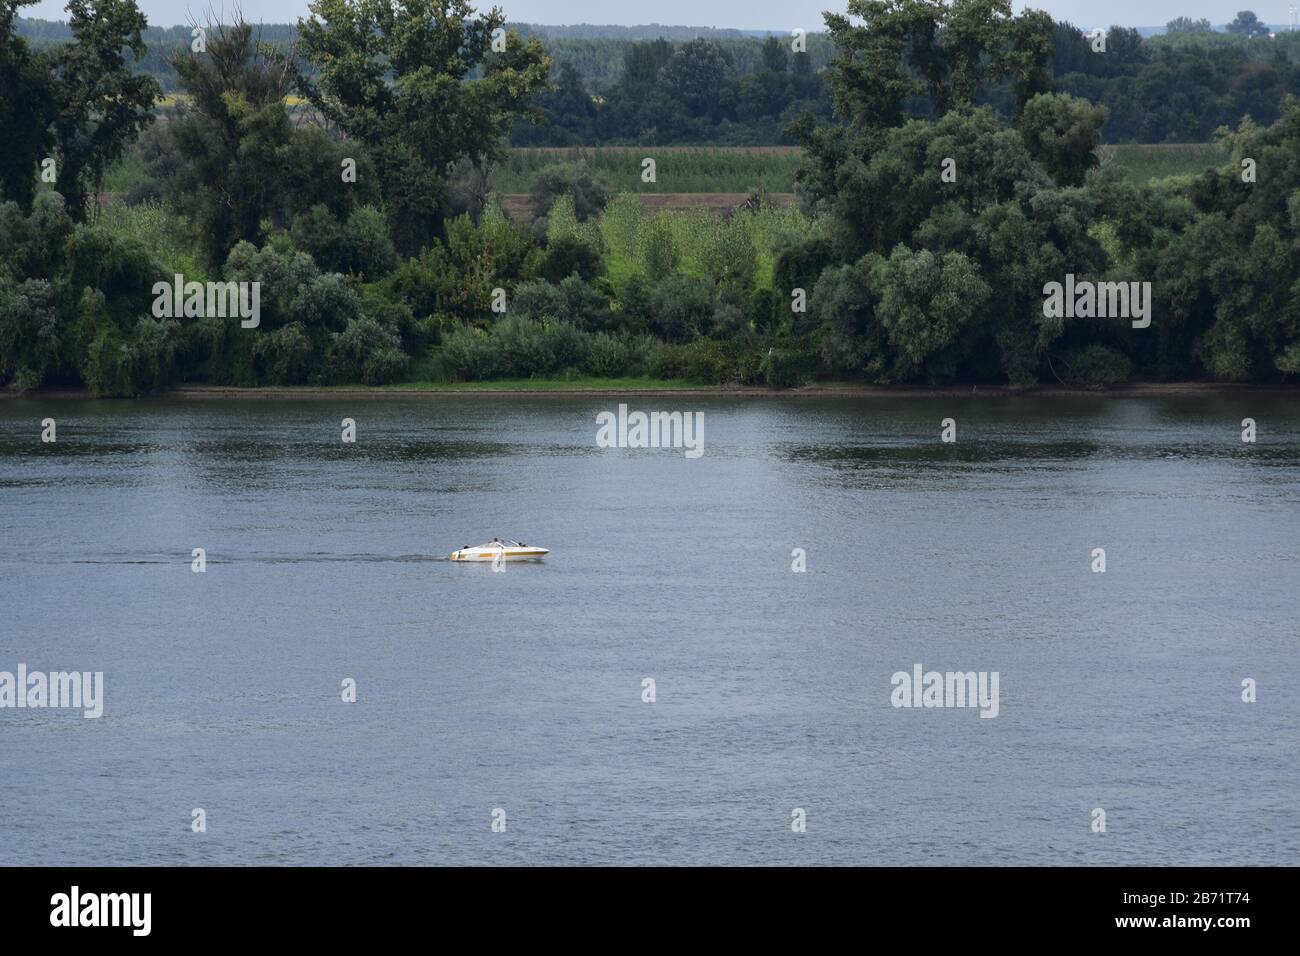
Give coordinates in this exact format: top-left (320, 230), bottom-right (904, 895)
top-left (1, 393), bottom-right (1297, 865)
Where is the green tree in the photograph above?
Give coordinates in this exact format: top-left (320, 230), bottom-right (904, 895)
top-left (1226, 11), bottom-right (1271, 38)
top-left (1165, 17), bottom-right (1213, 34)
top-left (529, 162), bottom-right (611, 221)
top-left (0, 0), bottom-right (55, 211)
top-left (295, 0), bottom-right (550, 252)
top-left (46, 0), bottom-right (159, 219)
top-left (819, 0), bottom-right (1053, 132)
top-left (167, 18), bottom-right (295, 266)
top-left (760, 35), bottom-right (788, 73)
top-left (660, 39), bottom-right (732, 118)
top-left (1018, 92), bottom-right (1108, 187)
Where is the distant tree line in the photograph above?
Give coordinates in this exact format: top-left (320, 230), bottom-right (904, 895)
top-left (14, 11), bottom-right (1300, 144)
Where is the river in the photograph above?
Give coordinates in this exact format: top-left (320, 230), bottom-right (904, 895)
top-left (1, 393), bottom-right (1297, 864)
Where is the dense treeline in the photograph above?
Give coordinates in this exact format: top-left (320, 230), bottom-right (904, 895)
top-left (785, 1), bottom-right (1300, 386)
top-left (15, 12), bottom-right (1300, 143)
top-left (515, 21), bottom-right (1300, 145)
top-left (2, 0), bottom-right (1299, 397)
top-left (1053, 24), bottom-right (1300, 142)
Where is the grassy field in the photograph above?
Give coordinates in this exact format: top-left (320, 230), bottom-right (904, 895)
top-left (99, 142), bottom-right (1232, 204)
top-left (1099, 143), bottom-right (1231, 183)
top-left (492, 143), bottom-right (1232, 194)
top-left (490, 147), bottom-right (805, 193)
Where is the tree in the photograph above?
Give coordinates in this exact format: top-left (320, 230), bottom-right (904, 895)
top-left (0, 0), bottom-right (55, 211)
top-left (621, 39), bottom-right (672, 87)
top-left (1018, 92), bottom-right (1108, 187)
top-left (1165, 17), bottom-right (1213, 34)
top-left (867, 246), bottom-right (991, 380)
top-left (659, 39), bottom-right (732, 118)
top-left (818, 0), bottom-right (1054, 133)
top-left (529, 162), bottom-right (611, 221)
top-left (295, 0), bottom-right (550, 253)
top-left (167, 18), bottom-right (296, 266)
top-left (46, 0), bottom-right (160, 219)
top-left (0, 0), bottom-right (155, 218)
top-left (1226, 11), bottom-right (1270, 38)
top-left (760, 35), bottom-right (787, 73)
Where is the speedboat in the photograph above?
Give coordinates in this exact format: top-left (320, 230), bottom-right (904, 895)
top-left (450, 538), bottom-right (549, 562)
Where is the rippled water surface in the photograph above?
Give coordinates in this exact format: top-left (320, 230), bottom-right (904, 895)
top-left (1, 394), bottom-right (1298, 865)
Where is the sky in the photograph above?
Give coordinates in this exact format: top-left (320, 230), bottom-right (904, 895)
top-left (20, 1), bottom-right (1297, 32)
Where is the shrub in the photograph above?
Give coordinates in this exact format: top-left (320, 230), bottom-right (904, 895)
top-left (581, 332), bottom-right (637, 377)
top-left (557, 274), bottom-right (613, 331)
top-left (253, 322), bottom-right (314, 384)
top-left (440, 325), bottom-right (497, 380)
top-left (762, 346), bottom-right (820, 387)
top-left (642, 213), bottom-right (681, 282)
top-left (529, 162), bottom-right (612, 222)
top-left (680, 337), bottom-right (740, 384)
top-left (1062, 344), bottom-right (1133, 387)
top-left (75, 291), bottom-right (180, 397)
top-left (647, 274), bottom-right (716, 342)
top-left (326, 317), bottom-right (408, 385)
top-left (0, 277), bottom-right (61, 389)
top-left (512, 279), bottom-right (567, 319)
top-left (540, 235), bottom-right (604, 283)
top-left (773, 233), bottom-right (834, 297)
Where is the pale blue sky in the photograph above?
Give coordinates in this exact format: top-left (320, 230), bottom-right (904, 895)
top-left (20, 0), bottom-right (1296, 31)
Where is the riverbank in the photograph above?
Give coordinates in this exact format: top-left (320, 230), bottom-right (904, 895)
top-left (5, 380), bottom-right (1299, 400)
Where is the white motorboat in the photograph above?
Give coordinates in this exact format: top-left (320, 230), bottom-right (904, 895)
top-left (450, 538), bottom-right (549, 562)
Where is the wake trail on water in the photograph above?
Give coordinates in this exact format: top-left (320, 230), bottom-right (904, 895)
top-left (42, 553), bottom-right (455, 565)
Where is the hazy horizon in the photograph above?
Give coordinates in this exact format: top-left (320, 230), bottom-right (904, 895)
top-left (18, 0), bottom-right (1299, 31)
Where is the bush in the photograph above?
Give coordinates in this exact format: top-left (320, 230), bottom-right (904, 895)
top-left (646, 340), bottom-right (687, 379)
top-left (647, 274), bottom-right (717, 342)
top-left (529, 162), bottom-right (612, 222)
top-left (253, 322), bottom-right (314, 384)
top-left (326, 317), bottom-right (408, 385)
top-left (75, 291), bottom-right (180, 397)
top-left (710, 302), bottom-right (748, 339)
top-left (439, 325), bottom-right (497, 380)
top-left (291, 205), bottom-right (398, 280)
top-left (773, 233), bottom-right (834, 297)
top-left (1062, 344), bottom-right (1133, 387)
top-left (511, 279), bottom-right (567, 319)
top-left (762, 346), bottom-right (820, 387)
top-left (581, 332), bottom-right (638, 377)
top-left (557, 274), bottom-right (613, 331)
top-left (680, 337), bottom-right (741, 384)
top-left (540, 235), bottom-right (604, 284)
top-left (642, 214), bottom-right (680, 282)
top-left (0, 277), bottom-right (62, 389)
top-left (492, 315), bottom-right (584, 376)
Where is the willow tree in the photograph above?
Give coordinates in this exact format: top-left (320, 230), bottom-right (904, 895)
top-left (167, 18), bottom-right (296, 266)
